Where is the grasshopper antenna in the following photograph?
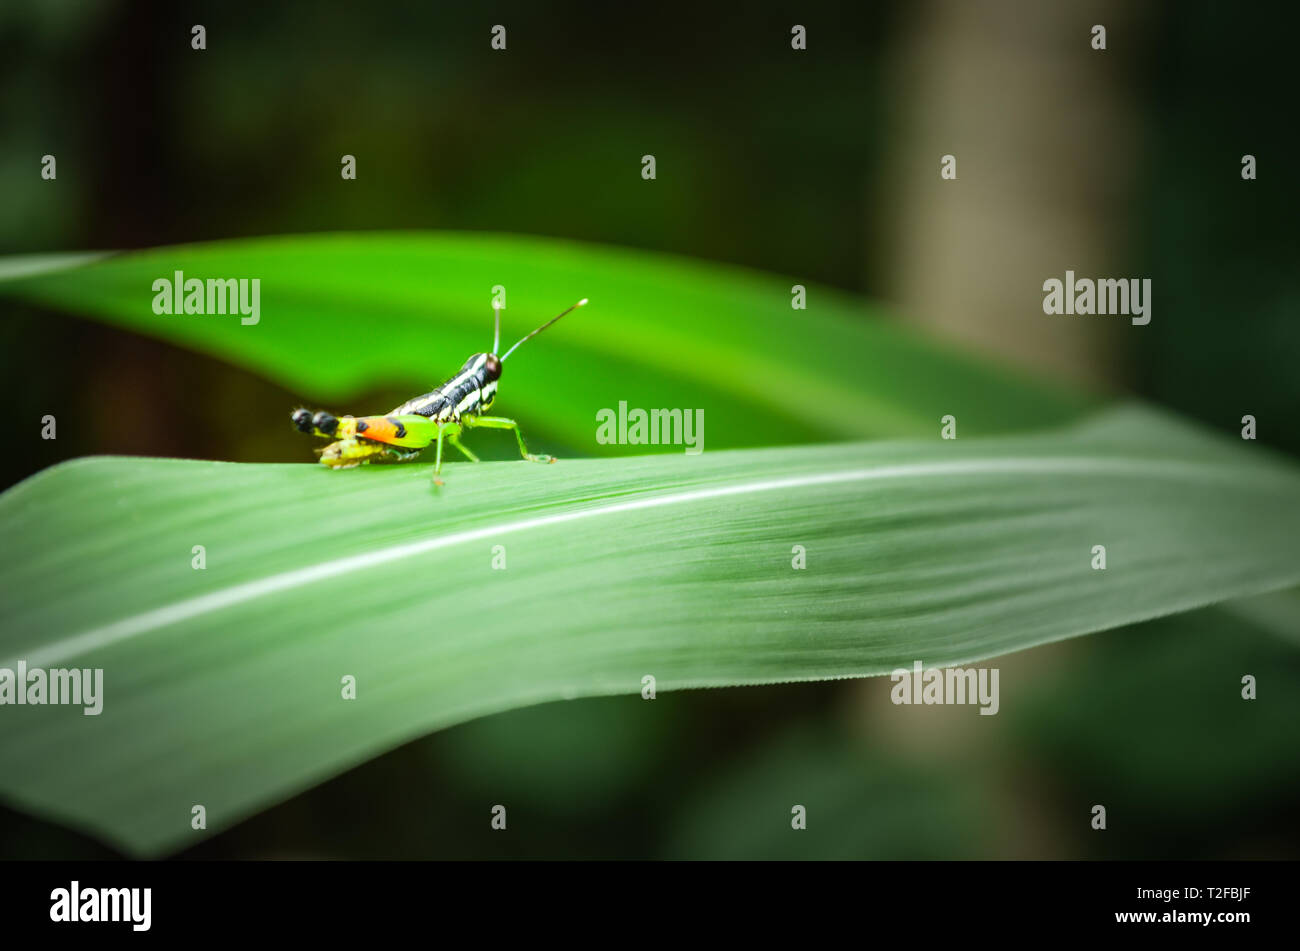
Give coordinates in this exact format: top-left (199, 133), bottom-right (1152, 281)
top-left (500, 298), bottom-right (588, 362)
top-left (492, 302), bottom-right (501, 355)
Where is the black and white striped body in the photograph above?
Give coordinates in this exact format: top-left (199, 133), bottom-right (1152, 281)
top-left (391, 352), bottom-right (502, 423)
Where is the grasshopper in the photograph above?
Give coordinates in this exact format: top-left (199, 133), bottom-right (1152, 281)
top-left (292, 298), bottom-right (586, 480)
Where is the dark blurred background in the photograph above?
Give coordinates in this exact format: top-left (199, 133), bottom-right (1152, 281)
top-left (1, 0), bottom-right (1297, 858)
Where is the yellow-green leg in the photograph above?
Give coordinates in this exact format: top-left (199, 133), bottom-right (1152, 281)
top-left (464, 415), bottom-right (554, 464)
top-left (432, 425), bottom-right (446, 483)
top-left (430, 422), bottom-right (473, 486)
top-left (447, 432), bottom-right (479, 462)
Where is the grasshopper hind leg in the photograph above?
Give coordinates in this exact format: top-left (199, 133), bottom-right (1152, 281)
top-left (318, 437), bottom-right (392, 469)
top-left (318, 436), bottom-right (425, 469)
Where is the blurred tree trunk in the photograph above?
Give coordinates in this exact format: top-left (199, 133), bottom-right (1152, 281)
top-left (880, 0), bottom-right (1144, 388)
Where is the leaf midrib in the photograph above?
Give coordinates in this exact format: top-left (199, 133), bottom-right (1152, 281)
top-left (7, 452), bottom-right (1290, 671)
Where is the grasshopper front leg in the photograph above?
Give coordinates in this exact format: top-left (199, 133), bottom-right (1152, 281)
top-left (463, 415), bottom-right (554, 464)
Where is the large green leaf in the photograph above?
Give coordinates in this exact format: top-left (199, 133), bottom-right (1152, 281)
top-left (0, 233), bottom-right (1094, 450)
top-left (1, 406), bottom-right (1298, 855)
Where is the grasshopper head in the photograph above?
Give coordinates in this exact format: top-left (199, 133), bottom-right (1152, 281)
top-left (461, 352), bottom-right (503, 382)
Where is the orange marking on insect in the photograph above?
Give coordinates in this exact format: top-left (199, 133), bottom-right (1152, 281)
top-left (356, 416), bottom-right (400, 443)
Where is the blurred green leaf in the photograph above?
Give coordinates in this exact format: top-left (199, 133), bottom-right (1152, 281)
top-left (1, 406), bottom-right (1298, 855)
top-left (1014, 606), bottom-right (1300, 858)
top-left (1219, 587), bottom-right (1300, 646)
top-left (0, 232), bottom-right (1096, 452)
top-left (664, 725), bottom-right (991, 859)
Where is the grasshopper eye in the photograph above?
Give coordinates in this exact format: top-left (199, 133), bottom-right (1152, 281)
top-left (483, 354), bottom-right (502, 381)
top-left (291, 409), bottom-right (314, 432)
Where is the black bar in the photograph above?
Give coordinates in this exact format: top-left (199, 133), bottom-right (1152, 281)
top-left (4, 860), bottom-right (1284, 938)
